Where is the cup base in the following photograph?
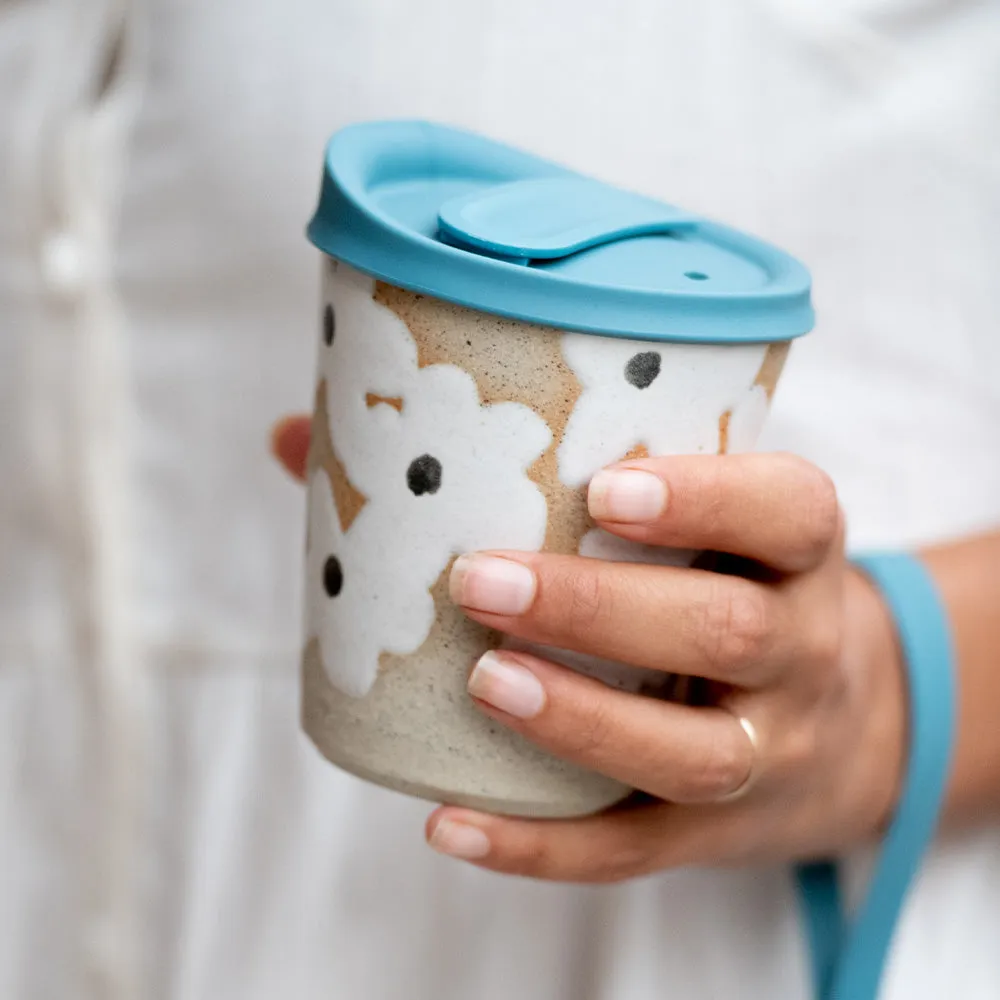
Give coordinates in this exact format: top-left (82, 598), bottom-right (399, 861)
top-left (301, 639), bottom-right (630, 819)
top-left (302, 729), bottom-right (628, 819)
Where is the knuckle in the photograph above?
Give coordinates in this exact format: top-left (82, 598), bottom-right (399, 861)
top-left (699, 584), bottom-right (772, 676)
top-left (681, 734), bottom-right (750, 800)
top-left (502, 829), bottom-right (556, 878)
top-left (593, 845), bottom-right (652, 884)
top-left (686, 461), bottom-right (726, 521)
top-left (560, 698), bottom-right (617, 761)
top-left (562, 568), bottom-right (615, 639)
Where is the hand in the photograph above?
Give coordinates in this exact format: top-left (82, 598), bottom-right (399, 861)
top-left (273, 416), bottom-right (907, 883)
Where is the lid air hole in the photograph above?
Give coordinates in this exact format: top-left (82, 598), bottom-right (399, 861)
top-left (684, 271), bottom-right (709, 281)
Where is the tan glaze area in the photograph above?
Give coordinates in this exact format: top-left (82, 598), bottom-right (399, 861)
top-left (365, 392), bottom-right (404, 412)
top-left (754, 341), bottom-right (791, 400)
top-left (621, 443), bottom-right (650, 462)
top-left (718, 410), bottom-right (732, 455)
top-left (310, 380), bottom-right (368, 533)
top-left (716, 342), bottom-right (790, 454)
top-left (374, 283), bottom-right (591, 557)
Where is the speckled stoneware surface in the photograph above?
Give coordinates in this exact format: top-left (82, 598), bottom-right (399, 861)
top-left (302, 259), bottom-right (789, 818)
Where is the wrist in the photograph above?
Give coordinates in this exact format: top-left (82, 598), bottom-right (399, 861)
top-left (843, 566), bottom-right (908, 839)
top-left (920, 536), bottom-right (1000, 823)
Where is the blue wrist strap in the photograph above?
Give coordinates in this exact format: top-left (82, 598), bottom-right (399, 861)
top-left (794, 553), bottom-right (957, 1000)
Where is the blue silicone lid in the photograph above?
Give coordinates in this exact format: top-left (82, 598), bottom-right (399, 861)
top-left (307, 120), bottom-right (814, 343)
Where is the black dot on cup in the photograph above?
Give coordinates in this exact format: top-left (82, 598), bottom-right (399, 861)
top-left (323, 304), bottom-right (335, 345)
top-left (684, 271), bottom-right (709, 281)
top-left (323, 555), bottom-right (343, 597)
top-left (406, 454), bottom-right (443, 496)
top-left (624, 351), bottom-right (661, 389)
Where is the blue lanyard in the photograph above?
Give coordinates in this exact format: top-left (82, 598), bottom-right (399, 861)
top-left (794, 553), bottom-right (957, 1000)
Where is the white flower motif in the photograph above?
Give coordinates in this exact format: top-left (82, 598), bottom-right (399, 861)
top-left (557, 333), bottom-right (771, 488)
top-left (306, 470), bottom-right (436, 699)
top-left (306, 262), bottom-right (552, 698)
top-left (318, 260), bottom-right (421, 475)
top-left (344, 362), bottom-right (552, 559)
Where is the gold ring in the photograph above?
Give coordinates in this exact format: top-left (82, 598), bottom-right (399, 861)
top-left (715, 714), bottom-right (759, 803)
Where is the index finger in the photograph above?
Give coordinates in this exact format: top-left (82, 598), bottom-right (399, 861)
top-left (271, 415), bottom-right (312, 482)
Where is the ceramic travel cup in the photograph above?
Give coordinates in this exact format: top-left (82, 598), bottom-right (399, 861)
top-left (301, 120), bottom-right (813, 818)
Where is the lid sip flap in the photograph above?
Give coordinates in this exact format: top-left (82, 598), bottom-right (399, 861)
top-left (307, 120), bottom-right (814, 344)
top-left (437, 177), bottom-right (699, 260)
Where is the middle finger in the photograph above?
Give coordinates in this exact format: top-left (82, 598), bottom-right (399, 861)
top-left (450, 551), bottom-right (790, 686)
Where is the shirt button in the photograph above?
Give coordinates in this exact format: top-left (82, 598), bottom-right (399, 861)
top-left (41, 231), bottom-right (88, 297)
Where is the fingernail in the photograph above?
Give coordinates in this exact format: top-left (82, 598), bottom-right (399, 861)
top-left (588, 469), bottom-right (667, 523)
top-left (468, 651), bottom-right (546, 719)
top-left (449, 555), bottom-right (536, 616)
top-left (429, 818), bottom-right (491, 860)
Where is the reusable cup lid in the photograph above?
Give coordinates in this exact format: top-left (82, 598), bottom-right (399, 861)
top-left (307, 120), bottom-right (813, 343)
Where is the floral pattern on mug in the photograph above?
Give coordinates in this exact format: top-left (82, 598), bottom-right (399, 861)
top-left (318, 261), bottom-right (422, 475)
top-left (306, 469), bottom-right (436, 699)
top-left (306, 262), bottom-right (552, 698)
top-left (555, 333), bottom-right (770, 488)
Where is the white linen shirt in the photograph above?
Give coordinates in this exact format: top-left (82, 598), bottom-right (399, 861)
top-left (2, 1), bottom-right (999, 998)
